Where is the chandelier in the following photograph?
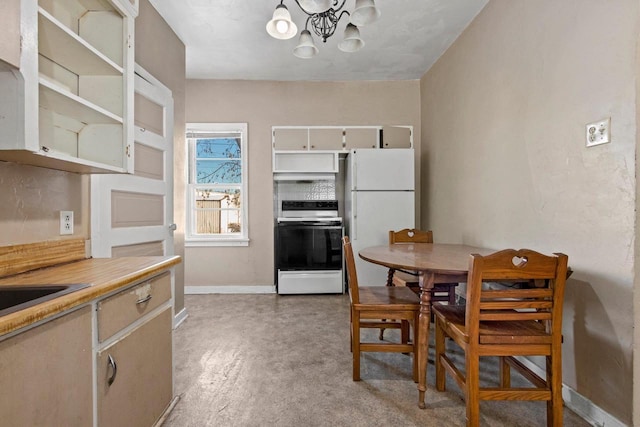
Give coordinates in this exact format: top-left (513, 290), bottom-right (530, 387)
top-left (266, 0), bottom-right (381, 59)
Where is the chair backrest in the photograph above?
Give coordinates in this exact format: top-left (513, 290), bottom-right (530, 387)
top-left (464, 249), bottom-right (569, 341)
top-left (389, 229), bottom-right (433, 244)
top-left (342, 236), bottom-right (359, 304)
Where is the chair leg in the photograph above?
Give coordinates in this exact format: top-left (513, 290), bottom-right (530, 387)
top-left (435, 316), bottom-right (446, 391)
top-left (499, 356), bottom-right (510, 388)
top-left (412, 311), bottom-right (419, 383)
top-left (401, 320), bottom-right (410, 344)
top-left (349, 309), bottom-right (353, 353)
top-left (465, 348), bottom-right (480, 427)
top-left (352, 313), bottom-right (361, 381)
top-left (547, 353), bottom-right (563, 427)
top-left (447, 285), bottom-right (457, 305)
top-left (379, 268), bottom-right (396, 340)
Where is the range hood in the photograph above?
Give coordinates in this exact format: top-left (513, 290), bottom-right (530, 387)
top-left (273, 173), bottom-right (336, 182)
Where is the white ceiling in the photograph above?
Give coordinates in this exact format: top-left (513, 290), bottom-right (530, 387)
top-left (148, 0), bottom-right (488, 81)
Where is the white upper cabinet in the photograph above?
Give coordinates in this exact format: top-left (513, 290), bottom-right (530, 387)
top-left (273, 128), bottom-right (309, 150)
top-left (308, 128), bottom-right (343, 150)
top-left (344, 127), bottom-right (378, 149)
top-left (381, 125), bottom-right (412, 149)
top-left (0, 0), bottom-right (21, 70)
top-left (0, 0), bottom-right (135, 173)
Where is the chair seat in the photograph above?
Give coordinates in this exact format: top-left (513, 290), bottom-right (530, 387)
top-left (357, 286), bottom-right (420, 309)
top-left (392, 271), bottom-right (457, 297)
top-left (433, 304), bottom-right (551, 345)
top-left (391, 271), bottom-right (420, 287)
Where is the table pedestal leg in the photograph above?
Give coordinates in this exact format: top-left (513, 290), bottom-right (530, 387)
top-left (417, 271), bottom-right (434, 409)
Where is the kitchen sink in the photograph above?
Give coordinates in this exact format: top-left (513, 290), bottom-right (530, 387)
top-left (0, 283), bottom-right (91, 317)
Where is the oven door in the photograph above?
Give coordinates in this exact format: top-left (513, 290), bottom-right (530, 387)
top-left (275, 222), bottom-right (343, 271)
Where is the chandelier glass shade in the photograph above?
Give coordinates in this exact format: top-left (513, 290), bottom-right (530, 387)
top-left (266, 0), bottom-right (380, 58)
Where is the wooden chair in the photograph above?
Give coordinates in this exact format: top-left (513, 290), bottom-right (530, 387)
top-left (433, 249), bottom-right (569, 427)
top-left (388, 229), bottom-right (458, 303)
top-left (380, 229), bottom-right (458, 339)
top-left (342, 236), bottom-right (420, 382)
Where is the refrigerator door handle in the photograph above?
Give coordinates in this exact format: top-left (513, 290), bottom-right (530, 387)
top-left (352, 157), bottom-right (357, 190)
top-left (352, 192), bottom-right (357, 240)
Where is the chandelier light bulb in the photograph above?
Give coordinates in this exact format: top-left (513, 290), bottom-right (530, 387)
top-left (266, 4), bottom-right (298, 40)
top-left (276, 20), bottom-right (289, 34)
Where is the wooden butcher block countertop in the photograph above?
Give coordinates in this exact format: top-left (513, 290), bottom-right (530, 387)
top-left (0, 255), bottom-right (181, 337)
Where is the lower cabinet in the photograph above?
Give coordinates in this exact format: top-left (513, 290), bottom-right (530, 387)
top-left (0, 269), bottom-right (174, 426)
top-left (0, 306), bottom-right (93, 425)
top-left (97, 307), bottom-right (173, 427)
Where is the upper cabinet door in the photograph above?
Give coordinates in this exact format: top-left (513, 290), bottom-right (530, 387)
top-left (273, 128), bottom-right (309, 150)
top-left (381, 126), bottom-right (412, 149)
top-left (309, 128), bottom-right (343, 150)
top-left (345, 128), bottom-right (378, 149)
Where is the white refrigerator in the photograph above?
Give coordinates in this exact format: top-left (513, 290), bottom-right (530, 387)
top-left (344, 149), bottom-right (415, 286)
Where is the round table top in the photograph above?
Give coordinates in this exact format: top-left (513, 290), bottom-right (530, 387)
top-left (358, 243), bottom-right (495, 275)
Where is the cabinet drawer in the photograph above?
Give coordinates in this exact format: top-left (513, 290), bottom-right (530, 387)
top-left (97, 272), bottom-right (171, 342)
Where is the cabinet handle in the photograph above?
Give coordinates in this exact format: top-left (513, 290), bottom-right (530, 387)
top-left (107, 354), bottom-right (118, 386)
top-left (136, 294), bottom-right (152, 305)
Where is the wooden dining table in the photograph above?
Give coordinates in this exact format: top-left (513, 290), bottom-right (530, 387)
top-left (358, 242), bottom-right (495, 408)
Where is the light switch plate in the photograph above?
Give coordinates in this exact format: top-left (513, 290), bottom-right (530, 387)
top-left (586, 117), bottom-right (610, 147)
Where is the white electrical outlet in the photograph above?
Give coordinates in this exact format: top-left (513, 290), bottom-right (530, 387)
top-left (586, 117), bottom-right (611, 147)
top-left (60, 211), bottom-right (74, 235)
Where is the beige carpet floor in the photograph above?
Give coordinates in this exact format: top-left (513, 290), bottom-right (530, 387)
top-left (163, 294), bottom-right (591, 427)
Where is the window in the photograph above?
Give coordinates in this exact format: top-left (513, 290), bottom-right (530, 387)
top-left (186, 123), bottom-right (248, 246)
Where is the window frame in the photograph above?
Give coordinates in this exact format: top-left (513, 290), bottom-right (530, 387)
top-left (185, 122), bottom-right (249, 247)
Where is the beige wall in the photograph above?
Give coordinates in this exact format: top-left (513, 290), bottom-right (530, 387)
top-left (185, 79), bottom-right (420, 288)
top-left (135, 0), bottom-right (186, 313)
top-left (420, 0), bottom-right (637, 424)
top-left (0, 163), bottom-right (89, 245)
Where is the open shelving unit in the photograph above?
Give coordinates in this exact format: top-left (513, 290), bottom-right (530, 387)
top-left (0, 0), bottom-right (136, 173)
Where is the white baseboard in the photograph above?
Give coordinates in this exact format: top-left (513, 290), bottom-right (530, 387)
top-left (173, 307), bottom-right (188, 329)
top-left (184, 285), bottom-right (276, 294)
top-left (517, 357), bottom-right (626, 427)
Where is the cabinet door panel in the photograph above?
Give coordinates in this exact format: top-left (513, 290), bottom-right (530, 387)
top-left (309, 128), bottom-right (343, 150)
top-left (381, 126), bottom-right (412, 148)
top-left (273, 128), bottom-right (308, 150)
top-left (345, 128), bottom-right (378, 149)
top-left (97, 307), bottom-right (172, 427)
top-left (0, 306), bottom-right (92, 425)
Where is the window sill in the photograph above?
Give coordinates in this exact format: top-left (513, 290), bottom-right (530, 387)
top-left (185, 238), bottom-right (249, 247)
